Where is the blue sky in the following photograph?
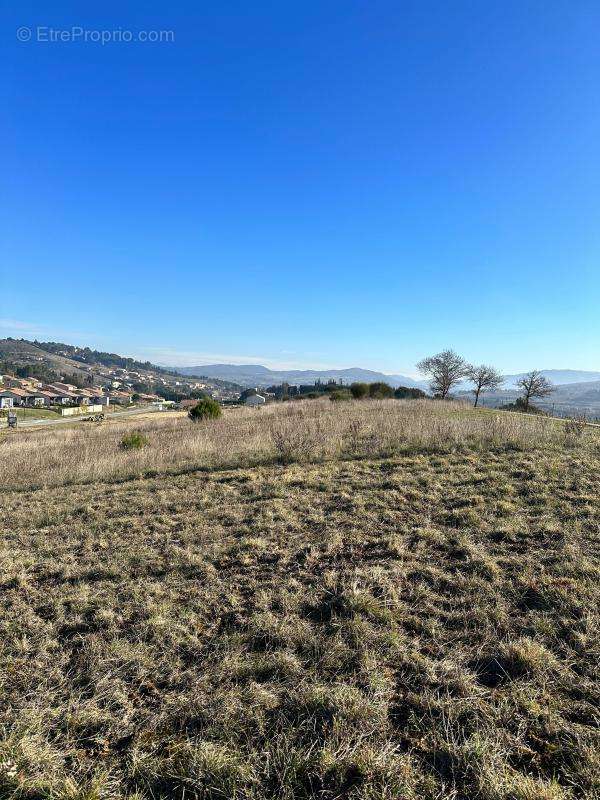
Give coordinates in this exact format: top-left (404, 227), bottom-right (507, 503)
top-left (3, 1), bottom-right (599, 375)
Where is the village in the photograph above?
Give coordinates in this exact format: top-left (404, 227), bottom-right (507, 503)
top-left (0, 363), bottom-right (239, 413)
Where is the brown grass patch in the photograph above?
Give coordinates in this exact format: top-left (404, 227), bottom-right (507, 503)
top-left (0, 402), bottom-right (598, 798)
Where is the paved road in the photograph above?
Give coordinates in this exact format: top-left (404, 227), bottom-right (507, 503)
top-left (8, 403), bottom-right (165, 429)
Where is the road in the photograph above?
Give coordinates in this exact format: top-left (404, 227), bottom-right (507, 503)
top-left (8, 403), bottom-right (165, 429)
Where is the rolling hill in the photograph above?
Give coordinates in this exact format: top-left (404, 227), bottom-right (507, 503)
top-left (0, 338), bottom-right (95, 379)
top-left (174, 363), bottom-right (426, 389)
top-left (0, 339), bottom-right (241, 395)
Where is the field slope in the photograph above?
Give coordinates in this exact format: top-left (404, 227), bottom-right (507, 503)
top-left (1, 400), bottom-right (598, 799)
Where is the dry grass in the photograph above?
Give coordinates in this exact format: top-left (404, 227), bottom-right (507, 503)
top-left (1, 399), bottom-right (593, 491)
top-left (1, 400), bottom-right (598, 798)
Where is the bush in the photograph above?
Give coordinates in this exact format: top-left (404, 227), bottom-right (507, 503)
top-left (350, 382), bottom-right (369, 399)
top-left (394, 386), bottom-right (427, 400)
top-left (502, 397), bottom-right (545, 415)
top-left (120, 431), bottom-right (149, 450)
top-left (369, 382), bottom-right (394, 399)
top-left (188, 398), bottom-right (222, 421)
top-left (329, 390), bottom-right (351, 402)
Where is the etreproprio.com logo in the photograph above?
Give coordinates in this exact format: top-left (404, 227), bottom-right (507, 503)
top-left (16, 26), bottom-right (175, 44)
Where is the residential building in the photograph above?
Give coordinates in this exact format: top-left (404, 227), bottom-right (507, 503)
top-left (24, 393), bottom-right (50, 407)
top-left (245, 394), bottom-right (266, 407)
top-left (50, 383), bottom-right (78, 392)
top-left (0, 388), bottom-right (33, 405)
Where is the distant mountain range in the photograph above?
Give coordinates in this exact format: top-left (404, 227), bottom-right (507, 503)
top-left (175, 364), bottom-right (600, 393)
top-left (174, 364), bottom-right (427, 389)
top-left (499, 370), bottom-right (600, 389)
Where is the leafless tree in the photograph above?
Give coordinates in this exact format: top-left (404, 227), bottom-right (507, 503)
top-left (467, 364), bottom-right (504, 407)
top-left (416, 349), bottom-right (468, 399)
top-left (516, 370), bottom-right (554, 411)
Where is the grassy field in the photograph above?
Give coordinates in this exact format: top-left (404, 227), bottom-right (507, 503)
top-left (0, 406), bottom-right (61, 421)
top-left (1, 400), bottom-right (598, 799)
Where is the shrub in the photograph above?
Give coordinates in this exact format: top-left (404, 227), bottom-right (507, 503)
top-left (394, 386), bottom-right (426, 400)
top-left (502, 397), bottom-right (546, 415)
top-left (270, 422), bottom-right (325, 463)
top-left (563, 414), bottom-right (587, 445)
top-left (329, 390), bottom-right (351, 402)
top-left (188, 398), bottom-right (222, 421)
top-left (369, 382), bottom-right (394, 399)
top-left (120, 431), bottom-right (149, 450)
top-left (350, 382), bottom-right (369, 399)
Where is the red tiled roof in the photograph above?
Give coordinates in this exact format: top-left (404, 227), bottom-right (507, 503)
top-left (0, 388), bottom-right (31, 397)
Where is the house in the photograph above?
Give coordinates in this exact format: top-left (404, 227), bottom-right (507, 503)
top-left (72, 390), bottom-right (97, 405)
top-left (44, 386), bottom-right (79, 405)
top-left (91, 394), bottom-right (111, 406)
top-left (24, 393), bottom-right (50, 407)
top-left (0, 395), bottom-right (14, 409)
top-left (245, 394), bottom-right (266, 407)
top-left (37, 391), bottom-right (61, 405)
top-left (0, 388), bottom-right (31, 406)
top-left (109, 390), bottom-right (133, 405)
top-left (50, 382), bottom-right (78, 392)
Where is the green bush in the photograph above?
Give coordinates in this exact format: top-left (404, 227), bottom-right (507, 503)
top-left (394, 386), bottom-right (427, 400)
top-left (368, 382), bottom-right (394, 399)
top-left (329, 390), bottom-right (351, 402)
top-left (188, 398), bottom-right (222, 421)
top-left (120, 431), bottom-right (149, 450)
top-left (350, 382), bottom-right (369, 399)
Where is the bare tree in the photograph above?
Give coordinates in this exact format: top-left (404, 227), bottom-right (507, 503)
top-left (516, 370), bottom-right (554, 412)
top-left (467, 364), bottom-right (504, 407)
top-left (416, 349), bottom-right (468, 399)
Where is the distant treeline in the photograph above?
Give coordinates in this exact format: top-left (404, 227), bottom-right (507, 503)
top-left (246, 380), bottom-right (426, 402)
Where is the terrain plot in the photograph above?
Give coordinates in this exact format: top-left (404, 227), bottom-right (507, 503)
top-left (1, 401), bottom-right (598, 799)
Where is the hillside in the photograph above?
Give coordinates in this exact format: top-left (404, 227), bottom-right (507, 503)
top-left (175, 363), bottom-right (425, 389)
top-left (1, 400), bottom-right (598, 799)
top-left (0, 338), bottom-right (96, 379)
top-left (0, 338), bottom-right (241, 398)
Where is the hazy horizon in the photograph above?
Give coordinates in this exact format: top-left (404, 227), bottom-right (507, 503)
top-left (1, 320), bottom-right (599, 380)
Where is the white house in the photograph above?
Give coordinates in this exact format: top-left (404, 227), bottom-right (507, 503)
top-left (245, 394), bottom-right (266, 407)
top-left (0, 394), bottom-right (14, 409)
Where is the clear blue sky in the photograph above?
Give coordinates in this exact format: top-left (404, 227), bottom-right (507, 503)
top-left (2, 1), bottom-right (599, 374)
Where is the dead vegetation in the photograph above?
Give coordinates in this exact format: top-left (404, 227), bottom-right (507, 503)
top-left (1, 399), bottom-right (594, 491)
top-left (0, 400), bottom-right (598, 798)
